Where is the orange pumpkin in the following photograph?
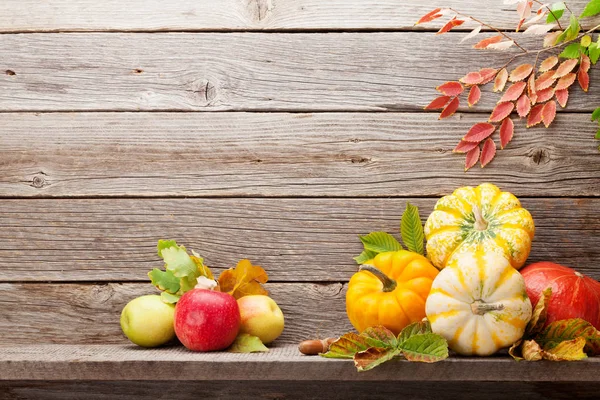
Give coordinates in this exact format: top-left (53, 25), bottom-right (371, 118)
top-left (346, 250), bottom-right (439, 335)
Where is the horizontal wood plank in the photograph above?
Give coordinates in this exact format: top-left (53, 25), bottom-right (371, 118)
top-left (0, 1), bottom-right (597, 32)
top-left (0, 33), bottom-right (597, 112)
top-left (1, 344), bottom-right (599, 381)
top-left (1, 112), bottom-right (599, 198)
top-left (1, 198), bottom-right (598, 281)
top-left (4, 381), bottom-right (600, 400)
top-left (0, 282), bottom-right (350, 346)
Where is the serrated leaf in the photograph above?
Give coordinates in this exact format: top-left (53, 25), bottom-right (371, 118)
top-left (160, 245), bottom-right (197, 279)
top-left (535, 87), bottom-right (555, 103)
top-left (490, 102), bottom-right (515, 122)
top-left (542, 337), bottom-right (587, 361)
top-left (218, 259), bottom-right (269, 300)
top-left (528, 72), bottom-right (537, 100)
top-left (479, 68), bottom-right (498, 84)
top-left (526, 287), bottom-right (552, 335)
top-left (564, 14), bottom-right (580, 40)
top-left (398, 333), bottom-right (449, 363)
top-left (321, 333), bottom-right (371, 359)
top-left (361, 325), bottom-right (398, 348)
top-left (436, 82), bottom-right (464, 96)
top-left (359, 232), bottom-right (403, 253)
top-left (398, 320), bottom-right (433, 346)
top-left (517, 94), bottom-right (531, 118)
top-left (542, 101), bottom-right (557, 128)
top-left (461, 24), bottom-right (482, 42)
top-left (581, 0), bottom-right (600, 17)
top-left (536, 70), bottom-right (557, 91)
top-left (494, 68), bottom-right (509, 92)
top-left (480, 137), bottom-right (497, 167)
top-left (592, 107), bottom-right (600, 121)
top-left (228, 334), bottom-right (269, 353)
top-left (553, 59), bottom-right (578, 78)
top-left (522, 340), bottom-right (544, 361)
top-left (437, 17), bottom-right (465, 34)
top-left (544, 30), bottom-right (563, 47)
top-left (354, 347), bottom-right (401, 371)
top-left (460, 72), bottom-right (483, 85)
top-left (536, 318), bottom-right (600, 355)
top-left (463, 122), bottom-right (496, 142)
top-left (415, 8), bottom-right (443, 25)
top-left (527, 103), bottom-right (545, 127)
top-left (439, 97), bottom-right (460, 119)
top-left (578, 69), bottom-right (590, 92)
top-left (148, 268), bottom-right (180, 294)
top-left (555, 88), bottom-right (569, 107)
top-left (588, 43), bottom-right (600, 64)
top-left (500, 81), bottom-right (527, 102)
top-left (465, 145), bottom-right (480, 171)
top-left (454, 139), bottom-right (480, 153)
top-left (500, 118), bottom-right (515, 149)
top-left (559, 43), bottom-right (582, 58)
top-left (555, 72), bottom-right (576, 90)
top-left (547, 2), bottom-right (566, 23)
top-left (581, 54), bottom-right (591, 72)
top-left (467, 85), bottom-right (481, 107)
top-left (425, 95), bottom-right (452, 110)
top-left (474, 35), bottom-right (503, 49)
top-left (581, 34), bottom-right (592, 47)
top-left (354, 249), bottom-right (377, 265)
top-left (539, 56), bottom-right (559, 72)
top-left (400, 202), bottom-right (424, 255)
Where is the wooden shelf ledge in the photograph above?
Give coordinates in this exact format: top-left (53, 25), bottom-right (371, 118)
top-left (1, 344), bottom-right (598, 382)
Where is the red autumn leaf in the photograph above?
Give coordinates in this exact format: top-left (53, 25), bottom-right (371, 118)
top-left (489, 102), bottom-right (515, 122)
top-left (474, 35), bottom-right (503, 49)
top-left (516, 94), bottom-right (531, 118)
top-left (555, 88), bottom-right (568, 108)
top-left (468, 85), bottom-right (481, 107)
top-left (499, 118), bottom-right (514, 149)
top-left (542, 100), bottom-right (557, 128)
top-left (528, 73), bottom-right (537, 101)
top-left (454, 140), bottom-right (480, 153)
top-left (527, 103), bottom-right (545, 127)
top-left (416, 8), bottom-right (443, 25)
top-left (581, 54), bottom-right (591, 73)
top-left (493, 68), bottom-right (509, 92)
top-left (439, 97), bottom-right (459, 119)
top-left (425, 95), bottom-right (452, 110)
top-left (465, 145), bottom-right (480, 171)
top-left (535, 87), bottom-right (555, 103)
top-left (436, 81), bottom-right (464, 96)
top-left (535, 70), bottom-right (556, 91)
top-left (480, 138), bottom-right (497, 167)
top-left (539, 56), bottom-right (558, 73)
top-left (509, 64), bottom-right (534, 82)
top-left (437, 17), bottom-right (465, 34)
top-left (578, 69), bottom-right (590, 92)
top-left (463, 122), bottom-right (495, 142)
top-left (553, 59), bottom-right (578, 79)
top-left (479, 68), bottom-right (498, 84)
top-left (460, 72), bottom-right (483, 85)
top-left (499, 81), bottom-right (527, 103)
top-left (554, 73), bottom-right (576, 91)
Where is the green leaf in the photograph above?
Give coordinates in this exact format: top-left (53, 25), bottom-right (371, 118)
top-left (592, 107), bottom-right (600, 122)
top-left (581, 0), bottom-right (600, 17)
top-left (359, 232), bottom-right (402, 254)
top-left (398, 320), bottom-right (433, 346)
top-left (542, 337), bottom-right (588, 361)
top-left (361, 325), bottom-right (398, 349)
top-left (526, 287), bottom-right (552, 336)
top-left (588, 43), bottom-right (600, 64)
top-left (547, 2), bottom-right (566, 23)
top-left (320, 333), bottom-right (371, 359)
top-left (227, 334), bottom-right (269, 353)
top-left (536, 318), bottom-right (600, 356)
top-left (353, 249), bottom-right (378, 265)
top-left (596, 129), bottom-right (600, 139)
top-left (354, 348), bottom-right (401, 372)
top-left (400, 202), bottom-right (425, 255)
top-left (160, 245), bottom-right (198, 279)
top-left (148, 268), bottom-right (180, 294)
top-left (157, 239), bottom-right (178, 257)
top-left (559, 43), bottom-right (582, 59)
top-left (160, 292), bottom-right (181, 304)
top-left (398, 333), bottom-right (449, 363)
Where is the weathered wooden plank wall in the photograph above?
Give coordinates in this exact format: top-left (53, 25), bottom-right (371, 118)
top-left (0, 0), bottom-right (599, 353)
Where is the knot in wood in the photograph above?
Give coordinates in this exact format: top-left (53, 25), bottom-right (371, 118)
top-left (32, 175), bottom-right (46, 188)
top-left (188, 79), bottom-right (217, 105)
top-left (531, 148), bottom-right (550, 165)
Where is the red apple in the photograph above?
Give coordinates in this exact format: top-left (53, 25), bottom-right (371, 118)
top-left (521, 262), bottom-right (600, 329)
top-left (174, 289), bottom-right (241, 351)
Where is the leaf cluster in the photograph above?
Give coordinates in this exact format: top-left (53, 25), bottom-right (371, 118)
top-left (321, 321), bottom-right (449, 371)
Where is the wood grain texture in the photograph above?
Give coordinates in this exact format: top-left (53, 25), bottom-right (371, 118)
top-left (3, 381), bottom-right (600, 400)
top-left (0, 1), bottom-right (597, 32)
top-left (0, 33), bottom-right (597, 112)
top-left (0, 282), bottom-right (349, 346)
top-left (1, 344), bottom-right (599, 381)
top-left (1, 198), bottom-right (598, 282)
top-left (1, 112), bottom-right (599, 198)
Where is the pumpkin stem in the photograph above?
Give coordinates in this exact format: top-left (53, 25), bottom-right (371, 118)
top-left (471, 300), bottom-right (504, 315)
top-left (359, 264), bottom-right (397, 292)
top-left (472, 205), bottom-right (488, 231)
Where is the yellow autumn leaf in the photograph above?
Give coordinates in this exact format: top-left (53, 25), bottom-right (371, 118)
top-left (218, 259), bottom-right (269, 299)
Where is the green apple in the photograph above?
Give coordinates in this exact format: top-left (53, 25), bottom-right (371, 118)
top-left (120, 295), bottom-right (176, 347)
top-left (237, 295), bottom-right (284, 344)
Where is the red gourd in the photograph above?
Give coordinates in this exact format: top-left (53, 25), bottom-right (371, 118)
top-left (521, 262), bottom-right (600, 330)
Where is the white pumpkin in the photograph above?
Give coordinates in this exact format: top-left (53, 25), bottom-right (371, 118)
top-left (425, 251), bottom-right (532, 356)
